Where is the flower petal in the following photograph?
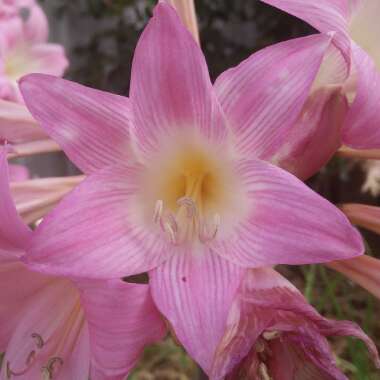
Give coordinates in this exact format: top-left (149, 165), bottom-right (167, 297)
top-left (19, 74), bottom-right (132, 174)
top-left (261, 0), bottom-right (350, 29)
top-left (11, 176), bottom-right (83, 224)
top-left (342, 44), bottom-right (380, 148)
top-left (150, 246), bottom-right (244, 373)
top-left (260, 0), bottom-right (351, 60)
top-left (165, 0), bottom-right (200, 43)
top-left (0, 148), bottom-right (32, 254)
top-left (213, 159), bottom-right (363, 268)
top-left (0, 99), bottom-right (46, 143)
top-left (130, 2), bottom-right (227, 161)
top-left (341, 203), bottom-right (380, 234)
top-left (211, 268), bottom-right (281, 380)
top-left (327, 255), bottom-right (380, 300)
top-left (271, 88), bottom-right (346, 180)
top-left (1, 278), bottom-right (88, 380)
top-left (214, 34), bottom-right (334, 161)
top-left (24, 164), bottom-right (172, 279)
top-left (9, 164), bottom-right (29, 182)
top-left (78, 279), bottom-right (166, 379)
top-left (0, 260), bottom-right (52, 352)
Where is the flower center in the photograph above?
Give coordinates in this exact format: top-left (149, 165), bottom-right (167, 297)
top-left (153, 196), bottom-right (220, 245)
top-left (139, 138), bottom-right (242, 245)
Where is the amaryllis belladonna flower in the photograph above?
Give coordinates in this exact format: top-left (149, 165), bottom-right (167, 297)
top-left (0, 0), bottom-right (68, 102)
top-left (19, 2), bottom-right (364, 372)
top-left (260, 0), bottom-right (380, 150)
top-left (0, 149), bottom-right (166, 380)
top-left (211, 268), bottom-right (380, 380)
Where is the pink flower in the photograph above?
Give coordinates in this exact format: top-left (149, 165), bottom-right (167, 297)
top-left (19, 2), bottom-right (364, 373)
top-left (211, 268), bottom-right (380, 380)
top-left (261, 0), bottom-right (380, 150)
top-left (0, 149), bottom-right (166, 379)
top-left (0, 0), bottom-right (68, 102)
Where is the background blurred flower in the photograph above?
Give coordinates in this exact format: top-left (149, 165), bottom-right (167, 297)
top-left (0, 0), bottom-right (68, 102)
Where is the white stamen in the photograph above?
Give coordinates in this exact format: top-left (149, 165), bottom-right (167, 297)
top-left (211, 213), bottom-right (220, 239)
top-left (153, 200), bottom-right (163, 223)
top-left (263, 330), bottom-right (280, 341)
top-left (259, 362), bottom-right (273, 380)
top-left (153, 199), bottom-right (220, 245)
top-left (199, 213), bottom-right (220, 243)
top-left (164, 222), bottom-right (177, 244)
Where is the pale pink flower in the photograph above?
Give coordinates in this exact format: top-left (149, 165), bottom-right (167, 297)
top-left (0, 0), bottom-right (68, 102)
top-left (19, 2), bottom-right (364, 372)
top-left (211, 268), bottom-right (380, 380)
top-left (261, 0), bottom-right (380, 150)
top-left (0, 149), bottom-right (166, 380)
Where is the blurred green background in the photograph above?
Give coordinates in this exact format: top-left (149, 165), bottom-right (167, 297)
top-left (37, 1), bottom-right (380, 379)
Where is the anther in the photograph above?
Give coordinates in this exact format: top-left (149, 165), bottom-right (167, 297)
top-left (5, 333), bottom-right (44, 378)
top-left (153, 200), bottom-right (163, 223)
top-left (177, 197), bottom-right (197, 218)
top-left (41, 357), bottom-right (64, 380)
top-left (31, 333), bottom-right (44, 349)
top-left (258, 362), bottom-right (272, 380)
top-left (263, 330), bottom-right (280, 341)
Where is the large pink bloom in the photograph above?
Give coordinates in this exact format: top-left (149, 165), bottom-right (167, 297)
top-left (0, 150), bottom-right (166, 380)
top-left (260, 0), bottom-right (380, 150)
top-left (211, 268), bottom-right (380, 380)
top-left (20, 2), bottom-right (364, 373)
top-left (0, 0), bottom-right (68, 102)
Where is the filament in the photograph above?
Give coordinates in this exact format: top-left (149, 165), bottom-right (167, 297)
top-left (258, 362), bottom-right (273, 380)
top-left (41, 357), bottom-right (64, 380)
top-left (153, 199), bottom-right (220, 244)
